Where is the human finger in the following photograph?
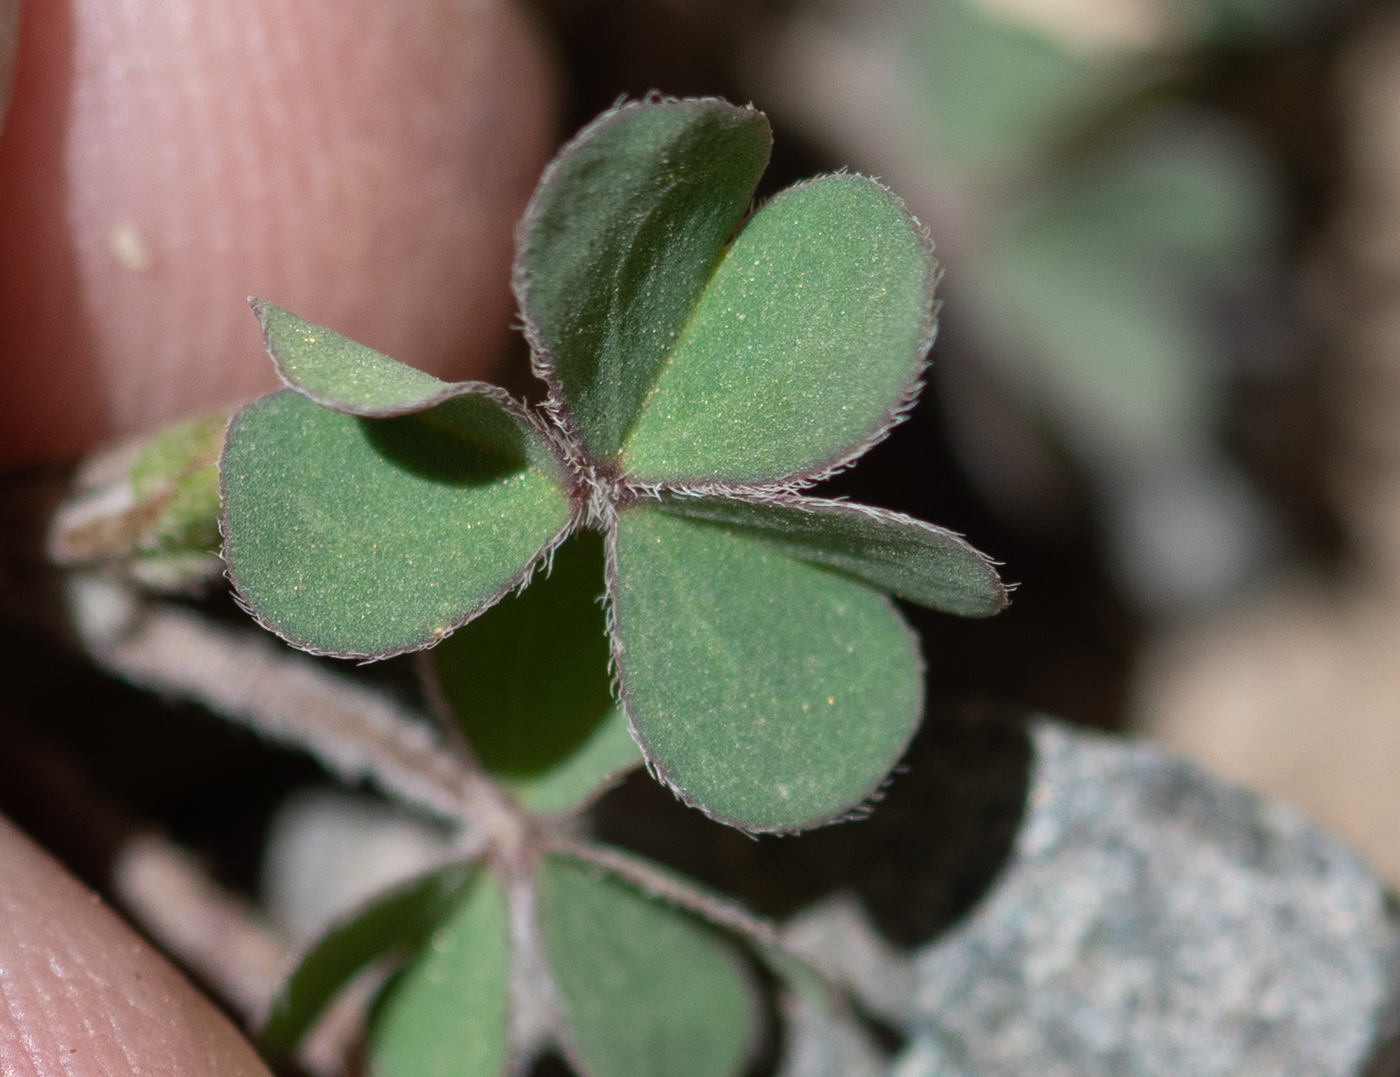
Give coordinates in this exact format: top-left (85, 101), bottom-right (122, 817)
top-left (0, 0), bottom-right (558, 466)
top-left (0, 812), bottom-right (275, 1077)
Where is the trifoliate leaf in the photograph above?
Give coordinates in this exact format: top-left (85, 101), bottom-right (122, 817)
top-left (221, 390), bottom-right (572, 658)
top-left (654, 493), bottom-right (1007, 617)
top-left (369, 867), bottom-right (511, 1077)
top-left (608, 506), bottom-right (925, 832)
top-left (261, 862), bottom-right (474, 1056)
top-left (515, 97), bottom-right (772, 459)
top-left (537, 854), bottom-right (758, 1077)
top-left (253, 299), bottom-right (473, 417)
top-left (620, 174), bottom-right (936, 484)
top-left (431, 530), bottom-right (639, 802)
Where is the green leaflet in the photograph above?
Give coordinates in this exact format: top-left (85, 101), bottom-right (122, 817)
top-left (516, 98), bottom-right (772, 460)
top-left (608, 507), bottom-right (925, 832)
top-left (654, 493), bottom-right (1007, 617)
top-left (221, 390), bottom-right (572, 658)
top-left (261, 863), bottom-right (474, 1056)
top-left (910, 0), bottom-right (1123, 173)
top-left (985, 222), bottom-right (1212, 459)
top-left (510, 705), bottom-right (641, 814)
top-left (128, 411), bottom-right (227, 555)
top-left (432, 530), bottom-right (641, 805)
top-left (1023, 137), bottom-right (1273, 270)
top-left (975, 124), bottom-right (1274, 463)
top-left (537, 855), bottom-right (757, 1077)
top-left (433, 530), bottom-right (613, 775)
top-left (52, 410), bottom-right (230, 566)
top-left (370, 868), bottom-right (511, 1077)
top-left (253, 299), bottom-right (468, 416)
top-left (621, 175), bottom-right (936, 484)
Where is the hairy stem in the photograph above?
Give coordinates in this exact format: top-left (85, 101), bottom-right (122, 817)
top-left (72, 580), bottom-right (502, 829)
top-left (110, 832), bottom-right (292, 1025)
top-left (541, 837), bottom-right (780, 947)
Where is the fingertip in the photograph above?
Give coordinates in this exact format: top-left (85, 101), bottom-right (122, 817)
top-left (0, 814), bottom-right (275, 1076)
top-left (0, 0), bottom-right (559, 466)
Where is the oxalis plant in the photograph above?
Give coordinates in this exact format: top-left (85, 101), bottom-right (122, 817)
top-left (209, 96), bottom-right (1008, 1075)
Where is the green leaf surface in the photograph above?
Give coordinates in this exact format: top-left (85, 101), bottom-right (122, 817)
top-left (909, 0), bottom-right (1126, 172)
top-left (221, 390), bottom-right (572, 658)
top-left (52, 410), bottom-right (230, 566)
top-left (130, 411), bottom-right (228, 555)
top-left (431, 530), bottom-right (627, 784)
top-left (992, 236), bottom-right (1212, 458)
top-left (621, 174), bottom-right (935, 484)
top-left (516, 97), bottom-right (772, 460)
top-left (537, 854), bottom-right (757, 1077)
top-left (370, 868), bottom-right (511, 1077)
top-left (511, 705), bottom-right (641, 815)
top-left (253, 299), bottom-right (470, 416)
top-left (1002, 123), bottom-right (1274, 272)
top-left (655, 493), bottom-right (1007, 617)
top-left (261, 862), bottom-right (474, 1056)
top-left (609, 506), bottom-right (925, 831)
top-left (974, 121), bottom-right (1275, 463)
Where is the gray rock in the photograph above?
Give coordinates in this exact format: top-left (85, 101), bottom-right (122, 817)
top-left (901, 720), bottom-right (1400, 1077)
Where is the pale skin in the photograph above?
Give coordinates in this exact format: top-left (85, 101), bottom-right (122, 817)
top-left (0, 0), bottom-right (558, 1070)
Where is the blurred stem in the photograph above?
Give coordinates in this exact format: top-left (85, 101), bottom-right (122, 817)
top-left (111, 832), bottom-right (293, 1025)
top-left (71, 581), bottom-right (505, 832)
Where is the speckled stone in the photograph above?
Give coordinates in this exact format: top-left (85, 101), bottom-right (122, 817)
top-left (897, 721), bottom-right (1400, 1077)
